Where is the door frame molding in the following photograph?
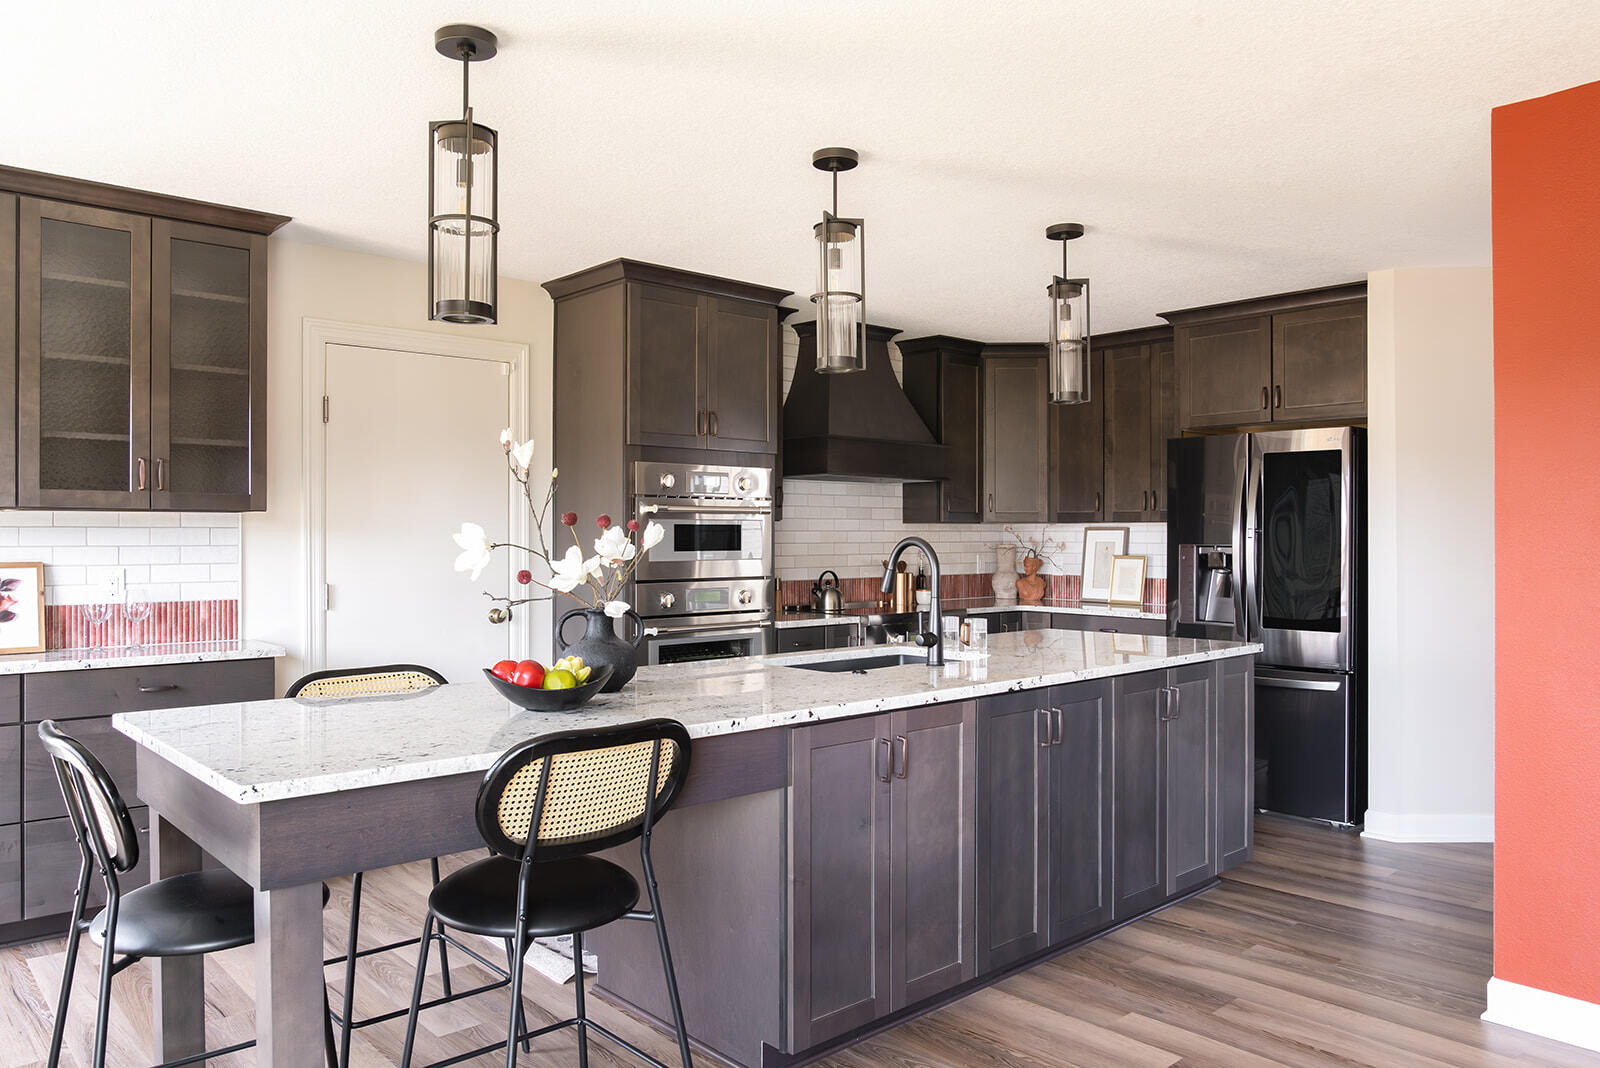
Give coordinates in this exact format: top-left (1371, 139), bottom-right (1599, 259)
top-left (301, 318), bottom-right (532, 672)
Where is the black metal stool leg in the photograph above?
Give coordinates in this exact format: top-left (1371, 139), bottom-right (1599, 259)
top-left (338, 870), bottom-right (363, 1068)
top-left (91, 894), bottom-right (120, 1068)
top-left (399, 914), bottom-right (435, 1068)
top-left (47, 864), bottom-right (92, 1068)
top-left (430, 858), bottom-right (453, 999)
top-left (572, 931), bottom-right (590, 1068)
top-left (645, 878), bottom-right (693, 1067)
top-left (504, 926), bottom-right (528, 1068)
top-left (504, 937), bottom-right (530, 1053)
top-left (324, 986), bottom-right (338, 1068)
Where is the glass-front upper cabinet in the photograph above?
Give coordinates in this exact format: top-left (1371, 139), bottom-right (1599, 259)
top-left (17, 199), bottom-right (153, 509)
top-left (151, 220), bottom-right (266, 510)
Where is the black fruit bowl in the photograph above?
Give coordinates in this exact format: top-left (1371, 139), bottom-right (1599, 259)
top-left (482, 665), bottom-right (615, 712)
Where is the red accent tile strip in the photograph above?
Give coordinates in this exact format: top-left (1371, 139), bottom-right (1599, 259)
top-left (782, 572), bottom-right (1167, 612)
top-left (45, 599), bottom-right (239, 651)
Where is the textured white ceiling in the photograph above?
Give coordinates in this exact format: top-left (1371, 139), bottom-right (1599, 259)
top-left (4, 1), bottom-right (1597, 338)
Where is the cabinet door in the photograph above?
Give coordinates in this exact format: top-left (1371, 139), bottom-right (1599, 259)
top-left (775, 626), bottom-right (829, 654)
top-left (1272, 302), bottom-right (1367, 423)
top-left (975, 691), bottom-right (1049, 972)
top-left (151, 220), bottom-right (267, 511)
top-left (986, 612), bottom-right (1022, 633)
top-left (889, 701), bottom-right (975, 1008)
top-left (23, 717), bottom-right (137, 822)
top-left (627, 284), bottom-right (705, 449)
top-left (1176, 316), bottom-right (1271, 431)
top-left (942, 354), bottom-right (983, 521)
top-left (982, 356), bottom-right (1048, 522)
top-left (788, 715), bottom-right (891, 1049)
top-left (1048, 346), bottom-right (1104, 522)
top-left (1048, 680), bottom-right (1113, 943)
top-left (1165, 663), bottom-right (1217, 895)
top-left (1104, 343), bottom-right (1155, 521)
top-left (825, 624), bottom-right (860, 649)
top-left (0, 725), bottom-right (17, 825)
top-left (704, 296), bottom-right (778, 452)
top-left (17, 198), bottom-right (152, 509)
top-left (0, 825), bottom-right (18, 924)
top-left (24, 807), bottom-right (150, 920)
top-left (0, 194), bottom-right (15, 508)
top-left (1215, 656), bottom-right (1254, 870)
top-left (1150, 338), bottom-right (1176, 521)
top-left (1110, 671), bottom-right (1164, 919)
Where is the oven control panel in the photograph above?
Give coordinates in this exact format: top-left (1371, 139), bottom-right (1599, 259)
top-left (634, 461), bottom-right (771, 502)
top-left (636, 578), bottom-right (772, 621)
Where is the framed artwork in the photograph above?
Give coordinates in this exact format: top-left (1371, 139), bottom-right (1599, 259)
top-left (1079, 526), bottom-right (1129, 602)
top-left (1108, 555), bottom-right (1148, 608)
top-left (0, 562), bottom-right (46, 654)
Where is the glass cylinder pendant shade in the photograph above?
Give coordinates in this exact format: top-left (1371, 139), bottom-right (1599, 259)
top-left (812, 213), bottom-right (866, 373)
top-left (429, 114), bottom-right (499, 324)
top-left (1048, 276), bottom-right (1091, 404)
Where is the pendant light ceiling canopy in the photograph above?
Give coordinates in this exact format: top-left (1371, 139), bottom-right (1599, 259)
top-left (428, 23), bottom-right (501, 325)
top-left (811, 147), bottom-right (866, 374)
top-left (1046, 222), bottom-right (1091, 405)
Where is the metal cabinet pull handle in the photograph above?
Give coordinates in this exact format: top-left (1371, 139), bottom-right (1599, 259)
top-left (137, 683), bottom-right (179, 693)
top-left (710, 411), bottom-right (719, 437)
top-left (1151, 490), bottom-right (1157, 511)
top-left (1274, 384), bottom-right (1283, 409)
top-left (1172, 685), bottom-right (1182, 719)
top-left (1094, 491), bottom-right (1101, 512)
top-left (988, 493), bottom-right (995, 514)
top-left (1158, 687), bottom-right (1172, 721)
top-left (136, 457), bottom-right (147, 491)
top-left (1142, 490), bottom-right (1148, 510)
top-left (894, 735), bottom-right (909, 779)
top-left (155, 458), bottom-right (166, 492)
top-left (1039, 708), bottom-right (1052, 748)
top-left (1261, 385), bottom-right (1269, 410)
top-left (877, 738), bottom-right (892, 783)
top-left (1051, 707), bottom-right (1064, 746)
top-left (696, 411), bottom-right (707, 435)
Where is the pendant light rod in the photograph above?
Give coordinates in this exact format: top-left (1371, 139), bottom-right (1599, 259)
top-left (429, 23), bottom-right (501, 326)
top-left (1045, 222), bottom-right (1090, 406)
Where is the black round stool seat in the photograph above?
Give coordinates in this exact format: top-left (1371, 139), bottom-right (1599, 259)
top-left (88, 870), bottom-right (332, 958)
top-left (428, 855), bottom-right (640, 939)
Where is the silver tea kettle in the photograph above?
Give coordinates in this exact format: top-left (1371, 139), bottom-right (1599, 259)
top-left (811, 570), bottom-right (844, 615)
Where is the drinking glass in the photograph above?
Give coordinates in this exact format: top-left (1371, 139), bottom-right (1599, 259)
top-left (123, 590), bottom-right (153, 650)
top-left (959, 616), bottom-right (989, 658)
top-left (83, 602), bottom-right (114, 653)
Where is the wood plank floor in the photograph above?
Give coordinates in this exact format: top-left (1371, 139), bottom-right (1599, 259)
top-left (2, 816), bottom-right (1595, 1067)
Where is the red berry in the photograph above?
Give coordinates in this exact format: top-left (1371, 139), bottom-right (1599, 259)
top-left (560, 512), bottom-right (577, 527)
top-left (596, 514), bottom-right (612, 530)
top-left (516, 569), bottom-right (532, 585)
top-left (627, 519), bottom-right (641, 532)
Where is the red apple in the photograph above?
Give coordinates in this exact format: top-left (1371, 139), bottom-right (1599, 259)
top-left (490, 660), bottom-right (518, 681)
top-left (513, 660), bottom-right (545, 688)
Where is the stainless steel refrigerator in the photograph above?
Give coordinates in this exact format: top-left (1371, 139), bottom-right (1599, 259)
top-left (1166, 426), bottom-right (1366, 826)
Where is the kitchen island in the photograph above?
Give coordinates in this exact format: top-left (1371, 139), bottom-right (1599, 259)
top-left (113, 630), bottom-right (1257, 1067)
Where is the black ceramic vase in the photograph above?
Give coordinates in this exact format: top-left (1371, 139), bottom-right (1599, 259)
top-left (556, 607), bottom-right (644, 692)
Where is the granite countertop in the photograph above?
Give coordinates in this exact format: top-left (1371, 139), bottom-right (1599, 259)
top-left (0, 639), bottom-right (286, 676)
top-left (777, 597), bottom-right (1165, 625)
top-left (775, 610), bottom-right (866, 629)
top-left (114, 631), bottom-right (1259, 805)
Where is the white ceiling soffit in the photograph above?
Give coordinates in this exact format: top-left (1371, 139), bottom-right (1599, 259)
top-left (4, 1), bottom-right (1598, 338)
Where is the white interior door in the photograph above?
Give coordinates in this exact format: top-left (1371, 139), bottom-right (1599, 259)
top-left (323, 343), bottom-right (527, 683)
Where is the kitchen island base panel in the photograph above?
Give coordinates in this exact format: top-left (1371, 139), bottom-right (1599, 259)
top-left (150, 814), bottom-right (205, 1063)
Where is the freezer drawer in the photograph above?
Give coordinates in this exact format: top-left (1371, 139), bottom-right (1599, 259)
top-left (1255, 668), bottom-right (1358, 825)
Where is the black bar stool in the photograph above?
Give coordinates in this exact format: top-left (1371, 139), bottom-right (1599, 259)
top-left (37, 720), bottom-right (338, 1068)
top-left (399, 718), bottom-right (695, 1068)
top-left (287, 663), bottom-right (513, 1067)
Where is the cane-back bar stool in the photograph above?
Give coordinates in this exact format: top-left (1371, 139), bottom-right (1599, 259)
top-left (37, 720), bottom-right (338, 1068)
top-left (400, 718), bottom-right (695, 1068)
top-left (286, 663), bottom-right (518, 1067)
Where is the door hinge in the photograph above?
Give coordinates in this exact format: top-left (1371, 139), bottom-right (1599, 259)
top-left (324, 583), bottom-right (333, 611)
top-left (322, 396), bottom-right (330, 423)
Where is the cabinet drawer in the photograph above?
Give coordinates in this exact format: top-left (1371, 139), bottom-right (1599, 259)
top-left (776, 626), bottom-right (828, 654)
top-left (23, 658), bottom-right (274, 722)
top-left (0, 725), bottom-right (19, 824)
top-left (0, 825), bottom-right (18, 924)
top-left (0, 677), bottom-right (19, 725)
top-left (23, 716), bottom-right (137, 821)
top-left (24, 807), bottom-right (150, 920)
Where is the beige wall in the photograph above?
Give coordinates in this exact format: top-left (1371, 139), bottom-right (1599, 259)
top-left (1365, 267), bottom-right (1495, 841)
top-left (246, 239), bottom-right (553, 690)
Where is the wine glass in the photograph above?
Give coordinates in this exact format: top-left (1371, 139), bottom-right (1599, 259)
top-left (83, 601), bottom-right (114, 653)
top-left (123, 589), bottom-right (153, 650)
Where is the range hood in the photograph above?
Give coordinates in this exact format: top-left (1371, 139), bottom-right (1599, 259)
top-left (782, 321), bottom-right (950, 482)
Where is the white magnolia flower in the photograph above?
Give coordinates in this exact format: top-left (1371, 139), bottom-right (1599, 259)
top-left (452, 522), bottom-right (493, 580)
top-left (602, 599), bottom-right (631, 619)
top-left (549, 545), bottom-right (602, 592)
top-left (594, 525), bottom-right (637, 565)
top-left (640, 520), bottom-right (665, 552)
top-left (499, 427), bottom-right (514, 448)
top-left (510, 438), bottom-right (535, 471)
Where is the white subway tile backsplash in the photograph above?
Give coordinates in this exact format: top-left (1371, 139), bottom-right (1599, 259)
top-left (51, 511), bottom-right (122, 527)
top-left (0, 511), bottom-right (243, 605)
top-left (27, 527), bottom-right (88, 546)
top-left (0, 511), bottom-right (55, 526)
top-left (150, 527), bottom-right (213, 546)
top-left (51, 546), bottom-right (120, 566)
top-left (150, 563), bottom-right (213, 583)
top-left (180, 545), bottom-right (238, 565)
top-left (118, 546), bottom-right (183, 566)
top-left (87, 527), bottom-right (152, 546)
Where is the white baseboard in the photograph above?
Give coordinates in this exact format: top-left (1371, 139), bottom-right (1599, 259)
top-left (1360, 809), bottom-right (1494, 842)
top-left (1483, 977), bottom-right (1600, 1054)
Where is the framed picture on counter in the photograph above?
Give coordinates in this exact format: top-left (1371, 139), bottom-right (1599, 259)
top-left (0, 562), bottom-right (46, 654)
top-left (1108, 555), bottom-right (1147, 608)
top-left (1078, 526), bottom-right (1129, 602)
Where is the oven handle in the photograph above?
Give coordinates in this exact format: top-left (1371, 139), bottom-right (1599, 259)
top-left (641, 620), bottom-right (771, 638)
top-left (635, 501), bottom-right (773, 516)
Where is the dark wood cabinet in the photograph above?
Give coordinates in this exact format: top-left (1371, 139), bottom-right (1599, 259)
top-left (0, 824), bottom-right (18, 924)
top-left (1164, 284), bottom-right (1367, 432)
top-left (981, 346), bottom-right (1048, 523)
top-left (1216, 654), bottom-right (1255, 870)
top-left (789, 701), bottom-right (975, 1048)
top-left (1110, 670), bottom-right (1165, 920)
top-left (24, 807), bottom-right (150, 919)
top-left (2, 168), bottom-right (284, 511)
top-left (975, 690), bottom-right (1049, 972)
top-left (1048, 345), bottom-right (1104, 522)
top-left (705, 296), bottom-right (780, 452)
top-left (22, 715), bottom-right (136, 822)
top-left (627, 283), bottom-right (707, 450)
top-left (1164, 662), bottom-right (1217, 896)
top-left (1047, 681), bottom-right (1113, 943)
top-left (1104, 340), bottom-right (1157, 521)
top-left (775, 622), bottom-right (858, 654)
top-left (1152, 338), bottom-right (1177, 519)
top-left (0, 726), bottom-right (17, 825)
top-left (902, 337), bottom-right (984, 524)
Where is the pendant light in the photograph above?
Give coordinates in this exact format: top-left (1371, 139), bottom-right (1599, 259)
top-left (429, 24), bottom-right (500, 325)
top-left (1045, 222), bottom-right (1091, 404)
top-left (811, 148), bottom-right (866, 374)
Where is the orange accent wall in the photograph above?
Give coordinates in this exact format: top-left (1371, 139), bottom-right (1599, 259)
top-left (1492, 79), bottom-right (1600, 1004)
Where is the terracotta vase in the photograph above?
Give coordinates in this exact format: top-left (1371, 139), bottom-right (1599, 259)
top-left (1016, 555), bottom-right (1046, 605)
top-left (991, 545), bottom-right (1019, 603)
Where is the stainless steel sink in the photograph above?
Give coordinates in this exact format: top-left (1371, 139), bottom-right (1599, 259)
top-left (787, 652), bottom-right (929, 673)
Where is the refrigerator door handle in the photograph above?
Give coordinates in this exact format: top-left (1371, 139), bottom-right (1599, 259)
top-left (1256, 673), bottom-right (1343, 692)
top-left (1239, 438), bottom-right (1262, 642)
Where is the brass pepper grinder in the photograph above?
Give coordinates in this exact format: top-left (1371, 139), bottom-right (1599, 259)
top-left (893, 561), bottom-right (915, 613)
